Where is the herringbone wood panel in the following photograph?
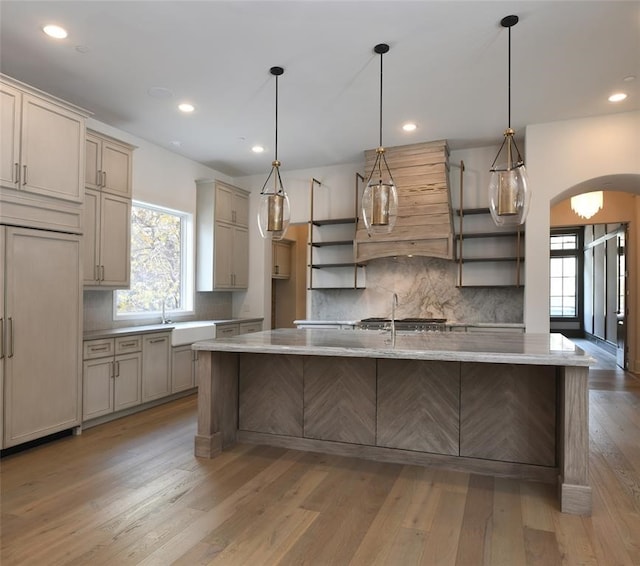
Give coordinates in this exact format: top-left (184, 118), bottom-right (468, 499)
top-left (377, 359), bottom-right (460, 455)
top-left (239, 354), bottom-right (303, 437)
top-left (303, 357), bottom-right (376, 444)
top-left (460, 363), bottom-right (557, 466)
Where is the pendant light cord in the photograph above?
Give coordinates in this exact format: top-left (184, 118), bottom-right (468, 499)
top-left (379, 50), bottom-right (384, 147)
top-left (507, 24), bottom-right (511, 129)
top-left (274, 73), bottom-right (279, 162)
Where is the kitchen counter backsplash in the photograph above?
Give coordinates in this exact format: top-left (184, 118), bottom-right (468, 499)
top-left (310, 256), bottom-right (523, 323)
top-left (83, 290), bottom-right (233, 332)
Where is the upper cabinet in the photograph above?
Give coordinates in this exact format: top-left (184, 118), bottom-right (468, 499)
top-left (0, 75), bottom-right (89, 233)
top-left (83, 130), bottom-right (134, 289)
top-left (214, 181), bottom-right (249, 227)
top-left (196, 180), bottom-right (250, 291)
top-left (85, 131), bottom-right (133, 198)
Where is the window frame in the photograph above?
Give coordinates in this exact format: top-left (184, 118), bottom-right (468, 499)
top-left (113, 200), bottom-right (194, 322)
top-left (549, 227), bottom-right (583, 324)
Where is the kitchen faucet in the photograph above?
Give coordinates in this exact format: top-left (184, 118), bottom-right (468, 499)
top-left (161, 299), bottom-right (172, 324)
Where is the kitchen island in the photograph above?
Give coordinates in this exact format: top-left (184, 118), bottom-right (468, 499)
top-left (193, 328), bottom-right (594, 515)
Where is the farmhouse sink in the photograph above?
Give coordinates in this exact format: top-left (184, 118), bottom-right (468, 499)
top-left (170, 321), bottom-right (217, 346)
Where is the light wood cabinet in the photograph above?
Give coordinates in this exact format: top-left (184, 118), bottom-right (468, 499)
top-left (196, 180), bottom-right (250, 291)
top-left (142, 332), bottom-right (171, 402)
top-left (172, 345), bottom-right (196, 393)
top-left (83, 188), bottom-right (131, 287)
top-left (1, 75), bottom-right (88, 233)
top-left (272, 240), bottom-right (291, 279)
top-left (1, 226), bottom-right (82, 448)
top-left (239, 321), bottom-right (263, 334)
top-left (214, 181), bottom-right (249, 227)
top-left (82, 336), bottom-right (142, 421)
top-left (85, 131), bottom-right (133, 198)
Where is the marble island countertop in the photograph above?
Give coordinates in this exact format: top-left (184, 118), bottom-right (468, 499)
top-left (193, 328), bottom-right (594, 367)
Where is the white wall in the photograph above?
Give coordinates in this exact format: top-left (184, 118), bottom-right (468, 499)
top-left (87, 118), bottom-right (234, 213)
top-left (525, 111), bottom-right (640, 333)
top-left (235, 163), bottom-right (362, 325)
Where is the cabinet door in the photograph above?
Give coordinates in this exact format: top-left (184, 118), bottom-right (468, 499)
top-left (213, 222), bottom-right (233, 288)
top-left (83, 189), bottom-right (101, 284)
top-left (3, 228), bottom-right (82, 447)
top-left (101, 140), bottom-right (132, 198)
top-left (142, 333), bottom-right (171, 402)
top-left (0, 229), bottom-right (4, 448)
top-left (85, 134), bottom-right (102, 190)
top-left (172, 345), bottom-right (195, 393)
top-left (233, 191), bottom-right (249, 227)
top-left (0, 83), bottom-right (21, 189)
top-left (232, 226), bottom-right (249, 288)
top-left (83, 358), bottom-right (114, 420)
top-left (20, 93), bottom-right (84, 203)
top-left (114, 352), bottom-right (142, 411)
top-left (100, 193), bottom-right (130, 287)
top-left (272, 241), bottom-right (291, 278)
top-left (214, 183), bottom-right (234, 223)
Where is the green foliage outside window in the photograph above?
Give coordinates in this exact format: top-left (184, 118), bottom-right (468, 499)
top-left (117, 204), bottom-right (184, 314)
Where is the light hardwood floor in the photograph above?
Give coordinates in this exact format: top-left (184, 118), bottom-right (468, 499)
top-left (1, 341), bottom-right (639, 566)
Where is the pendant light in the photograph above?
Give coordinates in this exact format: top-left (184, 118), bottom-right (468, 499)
top-left (257, 66), bottom-right (290, 241)
top-left (488, 15), bottom-right (530, 227)
top-left (362, 43), bottom-right (398, 236)
top-left (571, 191), bottom-right (603, 219)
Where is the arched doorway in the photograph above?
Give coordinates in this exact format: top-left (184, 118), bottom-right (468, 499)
top-left (550, 174), bottom-right (640, 370)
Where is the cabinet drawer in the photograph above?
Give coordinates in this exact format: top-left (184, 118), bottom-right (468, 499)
top-left (84, 338), bottom-right (115, 360)
top-left (240, 322), bottom-right (262, 334)
top-left (216, 323), bottom-right (240, 338)
top-left (115, 335), bottom-right (142, 354)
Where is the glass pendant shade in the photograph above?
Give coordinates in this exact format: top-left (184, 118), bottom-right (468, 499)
top-left (571, 191), bottom-right (603, 219)
top-left (488, 132), bottom-right (530, 226)
top-left (257, 186), bottom-right (290, 240)
top-left (362, 150), bottom-right (398, 235)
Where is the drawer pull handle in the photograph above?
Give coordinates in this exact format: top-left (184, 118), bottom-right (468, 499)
top-left (149, 338), bottom-right (166, 344)
top-left (14, 163), bottom-right (19, 185)
top-left (120, 341), bottom-right (137, 347)
top-left (8, 318), bottom-right (13, 358)
top-left (22, 165), bottom-right (27, 185)
top-left (90, 345), bottom-right (110, 352)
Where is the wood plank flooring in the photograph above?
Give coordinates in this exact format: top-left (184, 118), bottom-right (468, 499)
top-left (1, 341), bottom-right (639, 565)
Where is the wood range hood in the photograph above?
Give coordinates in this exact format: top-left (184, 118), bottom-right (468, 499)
top-left (354, 139), bottom-right (454, 263)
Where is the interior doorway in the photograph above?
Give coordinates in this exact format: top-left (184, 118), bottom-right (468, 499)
top-left (271, 223), bottom-right (308, 329)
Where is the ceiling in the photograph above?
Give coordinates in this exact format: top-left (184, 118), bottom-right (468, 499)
top-left (1, 1), bottom-right (638, 178)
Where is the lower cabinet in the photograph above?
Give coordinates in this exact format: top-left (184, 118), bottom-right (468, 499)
top-left (83, 336), bottom-right (142, 420)
top-left (142, 332), bottom-right (171, 402)
top-left (171, 344), bottom-right (196, 393)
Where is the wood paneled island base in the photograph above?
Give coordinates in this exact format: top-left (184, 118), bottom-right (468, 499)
top-left (193, 329), bottom-right (594, 515)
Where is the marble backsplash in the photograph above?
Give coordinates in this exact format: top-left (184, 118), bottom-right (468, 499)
top-left (310, 256), bottom-right (523, 323)
top-left (83, 290), bottom-right (233, 332)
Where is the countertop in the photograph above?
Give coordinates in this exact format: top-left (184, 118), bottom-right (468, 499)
top-left (294, 320), bottom-right (526, 329)
top-left (193, 328), bottom-right (594, 367)
top-left (83, 318), bottom-right (264, 340)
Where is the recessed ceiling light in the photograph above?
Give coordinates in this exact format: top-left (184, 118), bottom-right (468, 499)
top-left (148, 86), bottom-right (173, 99)
top-left (178, 103), bottom-right (194, 113)
top-left (608, 92), bottom-right (627, 103)
top-left (402, 122), bottom-right (417, 132)
top-left (251, 145), bottom-right (265, 153)
top-left (43, 25), bottom-right (68, 39)
top-left (169, 140), bottom-right (182, 147)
